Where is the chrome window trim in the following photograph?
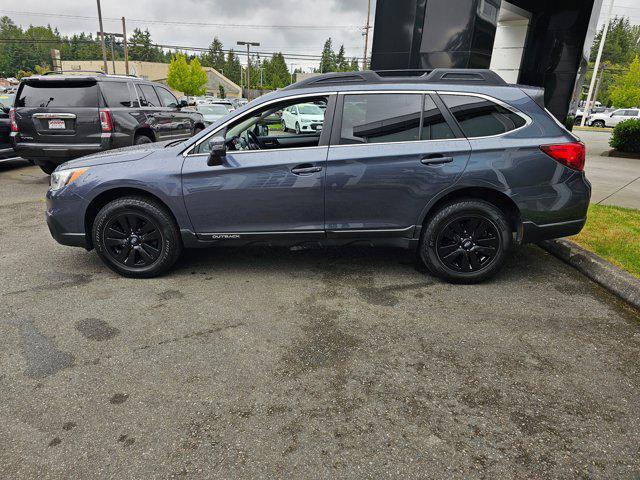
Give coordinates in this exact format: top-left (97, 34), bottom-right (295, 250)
top-left (182, 91), bottom-right (337, 157)
top-left (436, 91), bottom-right (532, 139)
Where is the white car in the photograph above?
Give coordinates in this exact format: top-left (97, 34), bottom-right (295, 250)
top-left (281, 103), bottom-right (325, 134)
top-left (588, 108), bottom-right (640, 128)
top-left (196, 104), bottom-right (232, 125)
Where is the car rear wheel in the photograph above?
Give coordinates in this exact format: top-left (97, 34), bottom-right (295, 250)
top-left (38, 162), bottom-right (57, 175)
top-left (134, 134), bottom-right (153, 145)
top-left (92, 196), bottom-right (182, 278)
top-left (592, 120), bottom-right (606, 128)
top-left (420, 199), bottom-right (511, 284)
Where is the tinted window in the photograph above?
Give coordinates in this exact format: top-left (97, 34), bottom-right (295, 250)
top-left (16, 81), bottom-right (98, 108)
top-left (100, 81), bottom-right (133, 107)
top-left (442, 95), bottom-right (526, 138)
top-left (422, 95), bottom-right (455, 140)
top-left (139, 85), bottom-right (160, 107)
top-left (340, 94), bottom-right (421, 144)
top-left (625, 110), bottom-right (639, 116)
top-left (156, 87), bottom-right (178, 108)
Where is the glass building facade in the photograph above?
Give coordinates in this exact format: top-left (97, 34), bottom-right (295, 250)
top-left (370, 0), bottom-right (603, 122)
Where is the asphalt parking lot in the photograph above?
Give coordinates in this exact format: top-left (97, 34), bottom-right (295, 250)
top-left (1, 160), bottom-right (639, 479)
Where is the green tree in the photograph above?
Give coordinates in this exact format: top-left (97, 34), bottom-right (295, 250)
top-left (319, 38), bottom-right (336, 73)
top-left (264, 52), bottom-right (289, 88)
top-left (224, 50), bottom-right (242, 86)
top-left (590, 17), bottom-right (640, 66)
top-left (128, 28), bottom-right (164, 62)
top-left (201, 37), bottom-right (226, 72)
top-left (167, 53), bottom-right (207, 96)
top-left (335, 44), bottom-right (348, 71)
top-left (610, 56), bottom-right (640, 108)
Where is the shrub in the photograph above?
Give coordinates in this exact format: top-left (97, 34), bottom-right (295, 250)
top-left (610, 118), bottom-right (640, 153)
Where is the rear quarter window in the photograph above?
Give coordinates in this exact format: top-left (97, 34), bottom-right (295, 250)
top-left (442, 94), bottom-right (526, 138)
top-left (100, 81), bottom-right (134, 107)
top-left (16, 81), bottom-right (99, 108)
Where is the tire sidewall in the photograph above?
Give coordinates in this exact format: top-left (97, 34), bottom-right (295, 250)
top-left (134, 135), bottom-right (153, 145)
top-left (420, 200), bottom-right (511, 283)
top-left (92, 197), bottom-right (181, 278)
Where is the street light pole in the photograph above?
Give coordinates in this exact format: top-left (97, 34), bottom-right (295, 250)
top-left (96, 0), bottom-right (108, 73)
top-left (237, 41), bottom-right (260, 100)
top-left (581, 0), bottom-right (615, 126)
top-left (362, 0), bottom-right (372, 70)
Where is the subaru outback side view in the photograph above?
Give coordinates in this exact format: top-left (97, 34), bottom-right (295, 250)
top-left (45, 69), bottom-right (590, 283)
top-left (10, 72), bottom-right (205, 174)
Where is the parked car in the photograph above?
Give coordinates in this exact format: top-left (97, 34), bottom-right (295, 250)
top-left (11, 73), bottom-right (206, 174)
top-left (574, 106), bottom-right (609, 124)
top-left (45, 69), bottom-right (590, 283)
top-left (0, 93), bottom-right (15, 159)
top-left (281, 103), bottom-right (325, 134)
top-left (231, 98), bottom-right (248, 109)
top-left (196, 104), bottom-right (231, 125)
top-left (587, 108), bottom-right (640, 128)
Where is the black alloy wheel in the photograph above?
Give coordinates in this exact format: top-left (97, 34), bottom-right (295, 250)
top-left (104, 211), bottom-right (163, 268)
top-left (436, 215), bottom-right (500, 273)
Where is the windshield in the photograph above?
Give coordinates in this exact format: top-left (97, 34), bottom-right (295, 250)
top-left (298, 104), bottom-right (324, 115)
top-left (198, 105), bottom-right (230, 115)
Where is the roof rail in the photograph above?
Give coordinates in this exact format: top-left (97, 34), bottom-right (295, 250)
top-left (42, 70), bottom-right (106, 75)
top-left (284, 68), bottom-right (507, 90)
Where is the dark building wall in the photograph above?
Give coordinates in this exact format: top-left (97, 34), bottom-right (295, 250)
top-left (371, 0), bottom-right (603, 121)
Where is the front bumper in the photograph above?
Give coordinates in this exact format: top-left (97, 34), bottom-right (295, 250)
top-left (46, 190), bottom-right (89, 249)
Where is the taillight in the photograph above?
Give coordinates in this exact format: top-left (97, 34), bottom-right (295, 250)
top-left (540, 142), bottom-right (585, 171)
top-left (99, 108), bottom-right (113, 132)
top-left (9, 107), bottom-right (18, 132)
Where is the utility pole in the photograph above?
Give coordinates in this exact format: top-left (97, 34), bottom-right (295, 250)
top-left (362, 0), bottom-right (372, 70)
top-left (96, 0), bottom-right (108, 73)
top-left (581, 0), bottom-right (614, 126)
top-left (122, 17), bottom-right (129, 75)
top-left (97, 31), bottom-right (125, 74)
top-left (237, 41), bottom-right (260, 100)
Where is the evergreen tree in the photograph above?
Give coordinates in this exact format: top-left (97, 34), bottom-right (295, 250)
top-left (335, 45), bottom-right (347, 71)
top-left (319, 38), bottom-right (336, 73)
top-left (224, 50), bottom-right (242, 86)
top-left (590, 17), bottom-right (640, 66)
top-left (202, 37), bottom-right (226, 72)
top-left (128, 28), bottom-right (164, 62)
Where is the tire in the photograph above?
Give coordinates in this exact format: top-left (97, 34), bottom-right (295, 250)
top-left (281, 119), bottom-right (287, 132)
top-left (134, 134), bottom-right (153, 145)
top-left (295, 122), bottom-right (301, 135)
top-left (592, 120), bottom-right (605, 128)
top-left (419, 199), bottom-right (511, 284)
top-left (92, 196), bottom-right (182, 278)
top-left (38, 162), bottom-right (57, 175)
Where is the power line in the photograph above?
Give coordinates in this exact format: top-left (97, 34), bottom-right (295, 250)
top-left (0, 10), bottom-right (361, 30)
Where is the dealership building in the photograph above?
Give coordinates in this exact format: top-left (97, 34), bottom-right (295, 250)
top-left (371, 0), bottom-right (603, 122)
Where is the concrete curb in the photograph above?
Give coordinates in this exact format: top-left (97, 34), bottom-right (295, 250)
top-left (538, 239), bottom-right (640, 311)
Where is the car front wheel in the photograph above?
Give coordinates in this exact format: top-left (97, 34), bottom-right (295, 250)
top-left (92, 196), bottom-right (182, 278)
top-left (592, 120), bottom-right (606, 128)
top-left (420, 199), bottom-right (511, 284)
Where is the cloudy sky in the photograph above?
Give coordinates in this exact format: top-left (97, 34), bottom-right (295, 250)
top-left (2, 0), bottom-right (375, 71)
top-left (2, 0), bottom-right (639, 72)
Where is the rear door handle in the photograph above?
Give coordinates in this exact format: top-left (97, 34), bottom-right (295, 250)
top-left (291, 164), bottom-right (323, 175)
top-left (421, 155), bottom-right (454, 166)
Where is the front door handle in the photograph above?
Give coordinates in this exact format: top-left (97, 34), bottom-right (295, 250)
top-left (291, 164), bottom-right (323, 175)
top-left (421, 155), bottom-right (454, 166)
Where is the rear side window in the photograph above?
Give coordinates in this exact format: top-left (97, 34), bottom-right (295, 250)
top-left (156, 87), bottom-right (178, 108)
top-left (340, 94), bottom-right (421, 144)
top-left (442, 94), bottom-right (526, 138)
top-left (422, 95), bottom-right (455, 140)
top-left (139, 85), bottom-right (161, 107)
top-left (100, 81), bottom-right (134, 107)
top-left (16, 81), bottom-right (98, 108)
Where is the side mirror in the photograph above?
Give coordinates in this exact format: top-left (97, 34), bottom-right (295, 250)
top-left (178, 99), bottom-right (188, 109)
top-left (207, 136), bottom-right (227, 166)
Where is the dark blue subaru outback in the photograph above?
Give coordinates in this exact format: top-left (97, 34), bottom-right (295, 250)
top-left (46, 69), bottom-right (590, 283)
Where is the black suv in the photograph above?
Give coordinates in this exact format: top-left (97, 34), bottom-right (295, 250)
top-left (10, 72), bottom-right (205, 173)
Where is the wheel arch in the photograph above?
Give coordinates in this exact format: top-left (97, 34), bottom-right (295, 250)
top-left (418, 186), bottom-right (522, 239)
top-left (134, 126), bottom-right (156, 143)
top-left (84, 187), bottom-right (178, 250)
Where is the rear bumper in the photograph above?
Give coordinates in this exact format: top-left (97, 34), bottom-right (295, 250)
top-left (13, 141), bottom-right (105, 164)
top-left (521, 218), bottom-right (586, 243)
top-left (0, 145), bottom-right (15, 159)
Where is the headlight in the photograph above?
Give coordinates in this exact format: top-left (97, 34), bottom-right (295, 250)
top-left (50, 168), bottom-right (88, 190)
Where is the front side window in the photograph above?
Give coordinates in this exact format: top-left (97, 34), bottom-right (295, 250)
top-left (156, 87), bottom-right (178, 108)
top-left (194, 96), bottom-right (328, 154)
top-left (442, 94), bottom-right (526, 138)
top-left (340, 94), bottom-right (421, 145)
